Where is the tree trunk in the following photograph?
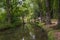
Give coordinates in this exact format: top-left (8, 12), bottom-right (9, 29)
top-left (57, 0), bottom-right (60, 28)
top-left (6, 0), bottom-right (11, 23)
top-left (45, 0), bottom-right (51, 25)
top-left (50, 9), bottom-right (53, 19)
top-left (39, 10), bottom-right (43, 22)
top-left (38, 1), bottom-right (43, 22)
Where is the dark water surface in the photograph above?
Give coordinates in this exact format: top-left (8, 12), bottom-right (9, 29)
top-left (0, 24), bottom-right (48, 40)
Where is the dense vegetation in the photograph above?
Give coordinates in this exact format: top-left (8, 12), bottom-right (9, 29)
top-left (0, 0), bottom-right (60, 40)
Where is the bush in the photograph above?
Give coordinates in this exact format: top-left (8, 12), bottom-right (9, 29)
top-left (0, 12), bottom-right (22, 29)
top-left (48, 30), bottom-right (55, 40)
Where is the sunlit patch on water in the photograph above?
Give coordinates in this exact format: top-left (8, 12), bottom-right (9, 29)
top-left (22, 37), bottom-right (24, 40)
top-left (29, 32), bottom-right (35, 40)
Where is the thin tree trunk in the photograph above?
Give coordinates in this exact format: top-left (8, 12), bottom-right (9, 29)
top-left (38, 1), bottom-right (43, 22)
top-left (57, 0), bottom-right (60, 28)
top-left (6, 0), bottom-right (11, 23)
top-left (40, 10), bottom-right (43, 22)
top-left (50, 9), bottom-right (53, 19)
top-left (45, 0), bottom-right (51, 25)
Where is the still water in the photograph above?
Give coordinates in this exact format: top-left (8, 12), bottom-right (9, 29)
top-left (0, 23), bottom-right (48, 40)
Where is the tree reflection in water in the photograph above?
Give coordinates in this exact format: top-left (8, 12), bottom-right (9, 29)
top-left (0, 23), bottom-right (48, 40)
top-left (21, 23), bottom-right (48, 40)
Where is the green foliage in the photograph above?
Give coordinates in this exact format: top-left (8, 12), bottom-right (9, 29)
top-left (48, 30), bottom-right (55, 40)
top-left (0, 0), bottom-right (59, 40)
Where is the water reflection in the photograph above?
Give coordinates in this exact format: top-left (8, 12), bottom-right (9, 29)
top-left (29, 32), bottom-right (35, 40)
top-left (0, 23), bottom-right (48, 40)
top-left (22, 37), bottom-right (24, 40)
top-left (34, 26), bottom-right (48, 40)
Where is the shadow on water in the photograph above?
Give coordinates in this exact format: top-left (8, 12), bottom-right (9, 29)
top-left (0, 23), bottom-right (48, 40)
top-left (34, 26), bottom-right (48, 40)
